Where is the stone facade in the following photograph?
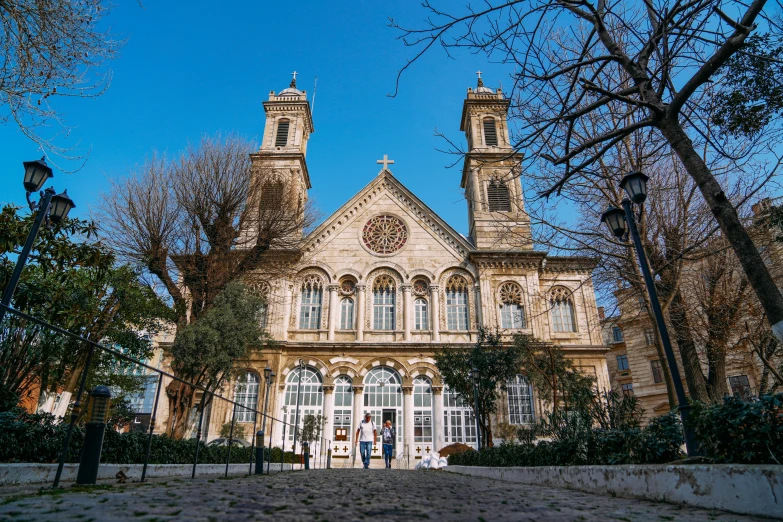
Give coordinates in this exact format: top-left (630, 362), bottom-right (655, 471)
top-left (156, 75), bottom-right (609, 466)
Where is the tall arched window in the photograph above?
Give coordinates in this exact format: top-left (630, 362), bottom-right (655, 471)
top-left (550, 286), bottom-right (577, 333)
top-left (483, 117), bottom-right (498, 146)
top-left (499, 282), bottom-right (525, 329)
top-left (414, 298), bottom-right (428, 330)
top-left (364, 367), bottom-right (403, 448)
top-left (284, 366), bottom-right (323, 446)
top-left (446, 275), bottom-right (470, 331)
top-left (299, 275), bottom-right (323, 330)
top-left (339, 297), bottom-right (354, 330)
top-left (260, 181), bottom-right (284, 211)
top-left (372, 275), bottom-right (396, 330)
top-left (234, 372), bottom-right (260, 423)
top-left (332, 375), bottom-right (353, 445)
top-left (507, 375), bottom-right (534, 425)
top-left (487, 180), bottom-right (511, 212)
top-left (275, 118), bottom-right (290, 147)
top-left (443, 387), bottom-right (477, 448)
top-left (413, 376), bottom-right (433, 445)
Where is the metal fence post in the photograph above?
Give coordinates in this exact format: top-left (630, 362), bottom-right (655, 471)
top-left (53, 344), bottom-right (95, 488)
top-left (141, 373), bottom-right (164, 482)
top-left (249, 407), bottom-right (258, 475)
top-left (225, 404), bottom-right (236, 478)
top-left (266, 413), bottom-right (275, 475)
top-left (191, 390), bottom-right (207, 479)
top-left (280, 419), bottom-right (287, 472)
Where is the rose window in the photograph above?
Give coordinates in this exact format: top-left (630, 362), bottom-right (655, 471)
top-left (499, 282), bottom-right (523, 304)
top-left (340, 279), bottom-right (356, 296)
top-left (412, 279), bottom-right (429, 296)
top-left (362, 215), bottom-right (408, 254)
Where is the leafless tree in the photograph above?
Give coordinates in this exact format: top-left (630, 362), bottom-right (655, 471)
top-left (97, 133), bottom-right (318, 435)
top-left (391, 0), bottom-right (783, 343)
top-left (1, 0), bottom-right (121, 159)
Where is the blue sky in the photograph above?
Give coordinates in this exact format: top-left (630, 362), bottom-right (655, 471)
top-left (0, 0), bottom-right (515, 237)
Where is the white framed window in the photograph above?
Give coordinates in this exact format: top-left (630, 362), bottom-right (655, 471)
top-left (549, 286), bottom-right (577, 333)
top-left (507, 375), bottom-right (534, 425)
top-left (499, 282), bottom-right (525, 329)
top-left (340, 297), bottom-right (354, 330)
top-left (443, 387), bottom-right (477, 448)
top-left (413, 376), bottom-right (433, 444)
top-left (299, 276), bottom-right (323, 330)
top-left (234, 372), bottom-right (260, 423)
top-left (333, 375), bottom-right (353, 443)
top-left (372, 275), bottom-right (396, 330)
top-left (445, 275), bottom-right (469, 331)
top-left (284, 367), bottom-right (323, 446)
top-left (414, 298), bottom-right (428, 330)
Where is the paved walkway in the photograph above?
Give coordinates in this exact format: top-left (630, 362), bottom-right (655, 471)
top-left (0, 469), bottom-right (765, 521)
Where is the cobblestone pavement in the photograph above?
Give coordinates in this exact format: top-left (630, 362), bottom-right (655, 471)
top-left (0, 469), bottom-right (767, 521)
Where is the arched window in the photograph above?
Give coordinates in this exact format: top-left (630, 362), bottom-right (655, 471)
top-left (413, 376), bottom-right (433, 445)
top-left (487, 180), bottom-right (511, 212)
top-left (364, 367), bottom-right (402, 409)
top-left (443, 387), bottom-right (477, 448)
top-left (507, 375), bottom-right (534, 425)
top-left (499, 282), bottom-right (526, 329)
top-left (299, 275), bottom-right (323, 330)
top-left (372, 275), bottom-right (396, 330)
top-left (414, 298), bottom-right (428, 330)
top-left (248, 280), bottom-right (270, 330)
top-left (445, 275), bottom-right (470, 331)
top-left (234, 372), bottom-right (259, 423)
top-left (340, 297), bottom-right (354, 330)
top-left (550, 286), bottom-right (577, 333)
top-left (483, 117), bottom-right (498, 146)
top-left (284, 366), bottom-right (323, 446)
top-left (275, 118), bottom-right (290, 147)
top-left (332, 375), bottom-right (353, 445)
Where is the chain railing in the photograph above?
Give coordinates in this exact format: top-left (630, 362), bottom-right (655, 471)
top-left (0, 303), bottom-right (331, 487)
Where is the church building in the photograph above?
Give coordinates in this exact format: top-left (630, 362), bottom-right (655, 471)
top-left (201, 74), bottom-right (610, 466)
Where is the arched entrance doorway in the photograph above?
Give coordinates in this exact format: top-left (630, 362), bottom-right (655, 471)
top-left (363, 367), bottom-right (403, 458)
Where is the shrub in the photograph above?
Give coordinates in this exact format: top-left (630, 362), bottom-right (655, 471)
top-left (691, 393), bottom-right (783, 464)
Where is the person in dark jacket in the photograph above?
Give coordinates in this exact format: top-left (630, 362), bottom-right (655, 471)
top-left (380, 420), bottom-right (396, 469)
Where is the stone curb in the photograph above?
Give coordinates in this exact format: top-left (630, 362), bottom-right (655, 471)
top-left (444, 464), bottom-right (783, 519)
top-left (0, 462), bottom-right (297, 485)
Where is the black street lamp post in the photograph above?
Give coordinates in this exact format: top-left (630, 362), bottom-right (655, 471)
top-left (0, 157), bottom-right (75, 325)
top-left (469, 368), bottom-right (482, 450)
top-left (601, 171), bottom-right (700, 457)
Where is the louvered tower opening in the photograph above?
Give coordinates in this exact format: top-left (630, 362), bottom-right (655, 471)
top-left (487, 180), bottom-right (511, 212)
top-left (483, 117), bottom-right (498, 146)
top-left (275, 119), bottom-right (290, 147)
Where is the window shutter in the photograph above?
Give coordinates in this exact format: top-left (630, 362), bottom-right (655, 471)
top-left (483, 118), bottom-right (498, 146)
top-left (487, 181), bottom-right (511, 212)
top-left (275, 120), bottom-right (290, 147)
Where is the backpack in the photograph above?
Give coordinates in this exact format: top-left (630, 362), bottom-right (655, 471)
top-left (382, 426), bottom-right (395, 445)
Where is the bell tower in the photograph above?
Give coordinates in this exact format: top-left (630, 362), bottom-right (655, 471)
top-left (248, 72), bottom-right (315, 242)
top-left (460, 72), bottom-right (531, 250)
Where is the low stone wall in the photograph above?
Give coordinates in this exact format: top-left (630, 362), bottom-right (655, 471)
top-left (445, 464), bottom-right (782, 519)
top-left (0, 462), bottom-right (297, 485)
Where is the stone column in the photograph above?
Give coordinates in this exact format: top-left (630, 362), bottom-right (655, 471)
top-left (281, 283), bottom-right (293, 341)
top-left (322, 385), bottom-right (335, 456)
top-left (473, 283), bottom-right (483, 329)
top-left (471, 168), bottom-right (482, 211)
top-left (351, 386), bottom-right (364, 460)
top-left (327, 284), bottom-right (339, 341)
top-left (355, 284), bottom-right (366, 342)
top-left (276, 384), bottom-right (287, 450)
top-left (432, 386), bottom-right (444, 453)
top-left (402, 385), bottom-right (415, 465)
top-left (402, 284), bottom-right (412, 341)
top-left (430, 285), bottom-right (441, 342)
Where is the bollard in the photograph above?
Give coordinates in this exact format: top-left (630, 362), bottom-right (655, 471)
top-left (76, 386), bottom-right (111, 485)
top-left (255, 430), bottom-right (265, 475)
top-left (327, 448), bottom-right (332, 469)
top-left (303, 441), bottom-right (310, 470)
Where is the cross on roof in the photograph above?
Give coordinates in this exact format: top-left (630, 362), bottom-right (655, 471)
top-left (476, 70), bottom-right (482, 79)
top-left (376, 154), bottom-right (394, 171)
top-left (291, 71), bottom-right (298, 81)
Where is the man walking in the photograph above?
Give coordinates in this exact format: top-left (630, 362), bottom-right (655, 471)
top-left (381, 420), bottom-right (396, 469)
top-left (355, 412), bottom-right (377, 469)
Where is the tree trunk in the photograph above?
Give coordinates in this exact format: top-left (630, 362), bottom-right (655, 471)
top-left (668, 290), bottom-right (710, 402)
top-left (166, 382), bottom-right (195, 439)
top-left (705, 340), bottom-right (729, 402)
top-left (658, 119), bottom-right (783, 342)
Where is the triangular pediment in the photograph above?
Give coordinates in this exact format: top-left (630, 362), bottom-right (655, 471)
top-left (302, 170), bottom-right (473, 265)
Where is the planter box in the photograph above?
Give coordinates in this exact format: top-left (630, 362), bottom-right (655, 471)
top-left (445, 464), bottom-right (782, 519)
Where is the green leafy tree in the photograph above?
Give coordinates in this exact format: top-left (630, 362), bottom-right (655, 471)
top-left (165, 281), bottom-right (266, 438)
top-left (301, 414), bottom-right (326, 454)
top-left (0, 205), bottom-right (171, 412)
top-left (435, 329), bottom-right (534, 447)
